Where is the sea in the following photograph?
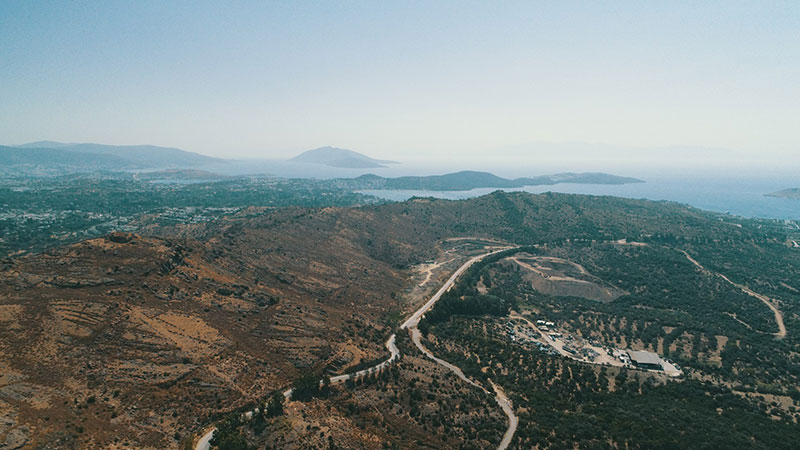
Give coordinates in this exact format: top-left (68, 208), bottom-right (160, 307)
top-left (359, 173), bottom-right (800, 221)
top-left (196, 159), bottom-right (800, 221)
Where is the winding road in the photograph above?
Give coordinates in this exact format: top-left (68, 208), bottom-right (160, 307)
top-left (197, 247), bottom-right (517, 450)
top-left (330, 334), bottom-right (400, 384)
top-left (409, 327), bottom-right (484, 390)
top-left (401, 249), bottom-right (509, 330)
top-left (490, 380), bottom-right (518, 450)
top-left (196, 334), bottom-right (399, 450)
top-left (679, 250), bottom-right (787, 338)
top-left (402, 247), bottom-right (518, 450)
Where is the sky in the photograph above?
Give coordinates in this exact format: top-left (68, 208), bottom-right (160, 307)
top-left (1, 1), bottom-right (799, 166)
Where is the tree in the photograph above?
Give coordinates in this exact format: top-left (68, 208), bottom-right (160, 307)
top-left (210, 417), bottom-right (249, 450)
top-left (292, 371), bottom-right (329, 401)
top-left (265, 391), bottom-right (284, 417)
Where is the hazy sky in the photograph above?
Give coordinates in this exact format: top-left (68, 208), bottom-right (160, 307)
top-left (1, 1), bottom-right (799, 162)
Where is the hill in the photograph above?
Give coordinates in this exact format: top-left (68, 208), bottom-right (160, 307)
top-left (288, 146), bottom-right (398, 168)
top-left (349, 170), bottom-right (643, 191)
top-left (766, 188), bottom-right (800, 199)
top-left (0, 146), bottom-right (131, 173)
top-left (3, 142), bottom-right (223, 174)
top-left (0, 191), bottom-right (798, 448)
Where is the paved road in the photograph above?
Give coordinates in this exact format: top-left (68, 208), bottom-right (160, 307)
top-left (195, 427), bottom-right (215, 450)
top-left (404, 248), bottom-right (519, 450)
top-left (401, 248), bottom-right (510, 330)
top-left (197, 246), bottom-right (513, 450)
top-left (330, 334), bottom-right (399, 384)
top-left (195, 334), bottom-right (399, 450)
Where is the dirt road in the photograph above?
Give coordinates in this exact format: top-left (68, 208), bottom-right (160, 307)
top-left (490, 380), bottom-right (518, 450)
top-left (401, 248), bottom-right (510, 330)
top-left (403, 248), bottom-right (519, 450)
top-left (197, 247), bottom-right (515, 450)
top-left (680, 250), bottom-right (786, 338)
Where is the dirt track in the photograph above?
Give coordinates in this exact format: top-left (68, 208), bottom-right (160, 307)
top-left (197, 246), bottom-right (517, 450)
top-left (404, 247), bottom-right (519, 450)
top-left (680, 250), bottom-right (786, 339)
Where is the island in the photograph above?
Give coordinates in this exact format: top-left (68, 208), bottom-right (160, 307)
top-left (339, 170), bottom-right (644, 191)
top-left (766, 188), bottom-right (800, 199)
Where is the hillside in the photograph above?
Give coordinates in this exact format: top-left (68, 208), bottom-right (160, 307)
top-left (3, 142), bottom-right (223, 174)
top-left (289, 146), bottom-right (398, 168)
top-left (0, 192), bottom-right (798, 448)
top-left (0, 223), bottom-right (413, 448)
top-left (0, 146), bottom-right (131, 173)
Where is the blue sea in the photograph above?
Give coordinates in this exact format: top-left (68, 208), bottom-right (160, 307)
top-left (360, 174), bottom-right (800, 221)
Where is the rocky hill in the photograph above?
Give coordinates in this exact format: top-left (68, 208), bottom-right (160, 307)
top-left (0, 192), bottom-right (797, 448)
top-left (0, 218), bottom-right (414, 448)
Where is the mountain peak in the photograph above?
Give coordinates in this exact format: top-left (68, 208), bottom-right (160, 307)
top-left (289, 146), bottom-right (398, 169)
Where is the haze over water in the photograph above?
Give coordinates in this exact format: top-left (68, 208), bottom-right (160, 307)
top-left (359, 164), bottom-right (800, 221)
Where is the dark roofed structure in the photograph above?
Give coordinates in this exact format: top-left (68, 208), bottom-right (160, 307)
top-left (628, 350), bottom-right (663, 371)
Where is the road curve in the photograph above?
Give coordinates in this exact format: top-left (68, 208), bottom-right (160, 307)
top-left (490, 380), bottom-right (518, 450)
top-left (410, 327), bottom-right (485, 390)
top-left (195, 427), bottom-right (215, 450)
top-left (680, 250), bottom-right (786, 338)
top-left (401, 248), bottom-right (510, 330)
top-left (197, 246), bottom-right (513, 450)
top-left (195, 334), bottom-right (399, 450)
top-left (403, 247), bottom-right (519, 450)
top-left (330, 334), bottom-right (399, 384)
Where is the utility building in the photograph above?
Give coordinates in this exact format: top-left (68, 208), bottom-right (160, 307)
top-left (627, 350), bottom-right (663, 371)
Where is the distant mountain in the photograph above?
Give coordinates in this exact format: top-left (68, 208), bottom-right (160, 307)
top-left (16, 140), bottom-right (74, 149)
top-left (765, 188), bottom-right (800, 199)
top-left (289, 146), bottom-right (398, 168)
top-left (0, 146), bottom-right (132, 173)
top-left (2, 142), bottom-right (224, 175)
top-left (346, 170), bottom-right (643, 191)
top-left (16, 141), bottom-right (222, 167)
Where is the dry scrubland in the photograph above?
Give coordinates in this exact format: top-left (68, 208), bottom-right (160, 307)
top-left (0, 191), bottom-right (799, 448)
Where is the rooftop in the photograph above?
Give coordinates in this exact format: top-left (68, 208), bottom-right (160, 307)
top-left (628, 350), bottom-right (662, 365)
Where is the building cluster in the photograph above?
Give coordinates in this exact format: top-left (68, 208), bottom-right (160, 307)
top-left (502, 314), bottom-right (682, 376)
